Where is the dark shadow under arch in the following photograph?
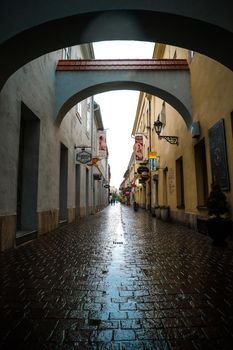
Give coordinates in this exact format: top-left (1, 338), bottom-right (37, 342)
top-left (1, 9), bottom-right (233, 90)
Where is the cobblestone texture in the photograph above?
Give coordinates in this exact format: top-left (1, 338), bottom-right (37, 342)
top-left (1, 204), bottom-right (233, 349)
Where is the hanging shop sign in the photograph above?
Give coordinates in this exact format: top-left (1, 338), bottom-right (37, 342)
top-left (137, 166), bottom-right (149, 174)
top-left (149, 151), bottom-right (157, 158)
top-left (148, 152), bottom-right (157, 170)
top-left (133, 135), bottom-right (143, 161)
top-left (141, 171), bottom-right (150, 180)
top-left (75, 149), bottom-right (92, 164)
top-left (149, 158), bottom-right (157, 171)
top-left (91, 157), bottom-right (101, 165)
top-left (98, 130), bottom-right (107, 157)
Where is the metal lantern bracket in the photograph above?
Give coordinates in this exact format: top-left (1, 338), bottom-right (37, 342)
top-left (154, 117), bottom-right (178, 145)
top-left (74, 145), bottom-right (91, 150)
top-left (159, 135), bottom-right (179, 145)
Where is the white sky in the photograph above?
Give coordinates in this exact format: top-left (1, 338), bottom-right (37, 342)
top-left (93, 41), bottom-right (154, 189)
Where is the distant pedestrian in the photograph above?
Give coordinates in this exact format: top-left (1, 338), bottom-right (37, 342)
top-left (109, 194), bottom-right (113, 205)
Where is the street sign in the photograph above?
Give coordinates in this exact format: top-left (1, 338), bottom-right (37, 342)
top-left (75, 150), bottom-right (92, 164)
top-left (149, 151), bottom-right (157, 158)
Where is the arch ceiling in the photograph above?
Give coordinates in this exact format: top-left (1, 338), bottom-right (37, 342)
top-left (1, 1), bottom-right (233, 89)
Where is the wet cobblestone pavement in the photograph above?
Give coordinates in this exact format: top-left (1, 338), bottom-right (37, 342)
top-left (1, 204), bottom-right (233, 349)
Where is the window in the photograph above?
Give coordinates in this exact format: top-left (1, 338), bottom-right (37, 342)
top-left (75, 103), bottom-right (82, 123)
top-left (160, 101), bottom-right (166, 126)
top-left (189, 50), bottom-right (195, 61)
top-left (176, 157), bottom-right (185, 208)
top-left (194, 139), bottom-right (208, 207)
top-left (163, 167), bottom-right (168, 206)
top-left (86, 98), bottom-right (92, 137)
top-left (63, 47), bottom-right (72, 59)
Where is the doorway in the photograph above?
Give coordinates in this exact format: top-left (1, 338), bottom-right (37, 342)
top-left (17, 103), bottom-right (40, 237)
top-left (75, 164), bottom-right (80, 218)
top-left (86, 168), bottom-right (89, 215)
top-left (59, 143), bottom-right (68, 223)
top-left (194, 139), bottom-right (208, 207)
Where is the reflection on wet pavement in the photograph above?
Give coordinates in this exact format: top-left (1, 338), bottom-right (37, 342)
top-left (1, 203), bottom-right (233, 349)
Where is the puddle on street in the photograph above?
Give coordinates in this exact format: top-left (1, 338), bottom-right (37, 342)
top-left (105, 218), bottom-right (130, 295)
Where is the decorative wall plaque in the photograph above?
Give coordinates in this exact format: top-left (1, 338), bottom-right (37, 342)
top-left (208, 119), bottom-right (230, 191)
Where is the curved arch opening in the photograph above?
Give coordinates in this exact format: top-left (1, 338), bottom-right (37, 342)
top-left (57, 81), bottom-right (192, 128)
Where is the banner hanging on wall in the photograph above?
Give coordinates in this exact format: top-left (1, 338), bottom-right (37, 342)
top-left (133, 135), bottom-right (143, 161)
top-left (98, 130), bottom-right (107, 157)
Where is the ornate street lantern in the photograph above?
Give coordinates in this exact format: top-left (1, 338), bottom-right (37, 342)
top-left (154, 117), bottom-right (178, 145)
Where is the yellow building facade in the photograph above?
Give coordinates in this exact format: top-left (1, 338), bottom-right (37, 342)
top-left (132, 44), bottom-right (233, 227)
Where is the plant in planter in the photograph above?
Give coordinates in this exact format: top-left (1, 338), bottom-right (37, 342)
top-left (206, 183), bottom-right (232, 246)
top-left (154, 205), bottom-right (161, 219)
top-left (160, 205), bottom-right (170, 222)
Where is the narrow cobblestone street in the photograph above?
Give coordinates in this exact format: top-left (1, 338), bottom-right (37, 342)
top-left (1, 204), bottom-right (233, 349)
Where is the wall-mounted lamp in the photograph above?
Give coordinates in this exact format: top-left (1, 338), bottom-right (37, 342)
top-left (154, 117), bottom-right (178, 145)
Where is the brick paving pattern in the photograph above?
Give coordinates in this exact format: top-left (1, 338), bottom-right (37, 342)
top-left (1, 204), bottom-right (233, 349)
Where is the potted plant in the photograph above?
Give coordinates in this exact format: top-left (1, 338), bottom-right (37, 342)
top-left (160, 205), bottom-right (170, 222)
top-left (154, 205), bottom-right (161, 219)
top-left (206, 183), bottom-right (232, 246)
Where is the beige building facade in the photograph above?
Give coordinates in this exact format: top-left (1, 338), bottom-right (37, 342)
top-left (130, 43), bottom-right (233, 228)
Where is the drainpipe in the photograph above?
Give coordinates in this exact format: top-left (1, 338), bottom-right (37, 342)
top-left (90, 96), bottom-right (94, 214)
top-left (91, 100), bottom-right (105, 213)
top-left (147, 95), bottom-right (152, 211)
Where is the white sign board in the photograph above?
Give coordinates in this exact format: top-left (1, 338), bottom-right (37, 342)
top-left (75, 149), bottom-right (92, 164)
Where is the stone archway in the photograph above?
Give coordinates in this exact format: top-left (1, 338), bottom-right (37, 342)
top-left (55, 59), bottom-right (192, 128)
top-left (1, 1), bottom-right (233, 89)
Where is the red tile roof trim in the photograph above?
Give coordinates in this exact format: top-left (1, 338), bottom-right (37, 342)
top-left (56, 59), bottom-right (189, 71)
